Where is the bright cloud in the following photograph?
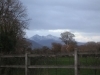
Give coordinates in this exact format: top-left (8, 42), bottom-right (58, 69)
top-left (48, 29), bottom-right (70, 33)
top-left (26, 30), bottom-right (100, 42)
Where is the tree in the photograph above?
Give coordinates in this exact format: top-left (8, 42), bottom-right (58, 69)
top-left (60, 31), bottom-right (75, 45)
top-left (60, 31), bottom-right (76, 50)
top-left (97, 42), bottom-right (100, 51)
top-left (41, 46), bottom-right (50, 54)
top-left (15, 38), bottom-right (32, 54)
top-left (0, 0), bottom-right (29, 53)
top-left (85, 41), bottom-right (97, 52)
top-left (52, 42), bottom-right (62, 53)
top-left (61, 45), bottom-right (67, 52)
top-left (78, 41), bottom-right (100, 52)
top-left (0, 0), bottom-right (30, 75)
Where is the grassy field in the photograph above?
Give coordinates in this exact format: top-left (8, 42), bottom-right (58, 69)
top-left (30, 56), bottom-right (100, 66)
top-left (1, 56), bottom-right (100, 75)
top-left (29, 56), bottom-right (100, 75)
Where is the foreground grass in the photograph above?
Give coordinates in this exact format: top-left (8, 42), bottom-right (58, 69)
top-left (30, 68), bottom-right (74, 75)
top-left (30, 56), bottom-right (100, 66)
top-left (1, 56), bottom-right (100, 75)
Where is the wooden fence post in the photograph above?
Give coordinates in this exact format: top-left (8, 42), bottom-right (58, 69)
top-left (25, 52), bottom-right (28, 75)
top-left (74, 48), bottom-right (79, 75)
top-left (28, 52), bottom-right (30, 75)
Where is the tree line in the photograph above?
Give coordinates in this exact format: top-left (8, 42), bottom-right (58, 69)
top-left (31, 31), bottom-right (100, 54)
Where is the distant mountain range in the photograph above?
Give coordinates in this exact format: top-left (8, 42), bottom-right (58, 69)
top-left (28, 34), bottom-right (85, 49)
top-left (30, 34), bottom-right (64, 48)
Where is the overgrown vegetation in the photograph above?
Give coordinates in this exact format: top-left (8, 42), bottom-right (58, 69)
top-left (0, 0), bottom-right (30, 75)
top-left (0, 0), bottom-right (30, 54)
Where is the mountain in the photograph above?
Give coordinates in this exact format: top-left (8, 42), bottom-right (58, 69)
top-left (29, 34), bottom-right (85, 48)
top-left (30, 34), bottom-right (60, 41)
top-left (30, 34), bottom-right (64, 48)
top-left (27, 39), bottom-right (43, 49)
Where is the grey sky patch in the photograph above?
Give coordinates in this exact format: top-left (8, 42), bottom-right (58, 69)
top-left (21, 0), bottom-right (100, 42)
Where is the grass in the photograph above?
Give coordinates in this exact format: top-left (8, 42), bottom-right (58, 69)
top-left (79, 56), bottom-right (100, 66)
top-left (30, 56), bottom-right (74, 65)
top-left (1, 56), bottom-right (100, 75)
top-left (30, 56), bottom-right (100, 66)
top-left (29, 68), bottom-right (74, 75)
top-left (79, 69), bottom-right (100, 75)
top-left (29, 56), bottom-right (100, 75)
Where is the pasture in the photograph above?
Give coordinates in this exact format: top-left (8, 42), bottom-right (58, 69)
top-left (0, 53), bottom-right (100, 75)
top-left (29, 56), bottom-right (100, 75)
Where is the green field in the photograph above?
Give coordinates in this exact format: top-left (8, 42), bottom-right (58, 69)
top-left (30, 56), bottom-right (100, 66)
top-left (29, 56), bottom-right (100, 75)
top-left (1, 56), bottom-right (100, 75)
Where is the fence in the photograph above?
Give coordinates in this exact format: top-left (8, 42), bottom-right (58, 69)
top-left (0, 49), bottom-right (100, 75)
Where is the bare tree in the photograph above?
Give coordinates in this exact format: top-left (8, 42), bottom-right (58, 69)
top-left (52, 42), bottom-right (62, 53)
top-left (0, 0), bottom-right (29, 53)
top-left (60, 31), bottom-right (76, 50)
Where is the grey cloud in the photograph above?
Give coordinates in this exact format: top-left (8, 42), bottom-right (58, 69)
top-left (21, 0), bottom-right (100, 33)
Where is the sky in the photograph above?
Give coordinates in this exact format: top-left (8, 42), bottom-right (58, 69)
top-left (21, 0), bottom-right (100, 42)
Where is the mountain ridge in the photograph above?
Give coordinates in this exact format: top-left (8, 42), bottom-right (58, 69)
top-left (30, 34), bottom-right (64, 48)
top-left (29, 34), bottom-right (85, 49)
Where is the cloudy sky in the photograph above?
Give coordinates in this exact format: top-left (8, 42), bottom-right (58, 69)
top-left (21, 0), bottom-right (100, 42)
